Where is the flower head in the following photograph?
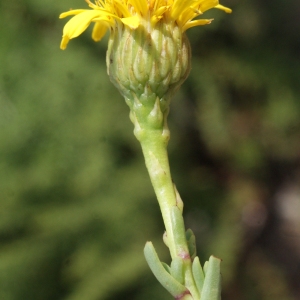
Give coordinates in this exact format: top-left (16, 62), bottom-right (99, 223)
top-left (60, 0), bottom-right (231, 125)
top-left (59, 0), bottom-right (231, 50)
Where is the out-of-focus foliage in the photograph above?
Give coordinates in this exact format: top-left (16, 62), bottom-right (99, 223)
top-left (0, 0), bottom-right (300, 299)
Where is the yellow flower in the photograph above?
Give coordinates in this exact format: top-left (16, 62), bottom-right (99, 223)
top-left (59, 0), bottom-right (231, 50)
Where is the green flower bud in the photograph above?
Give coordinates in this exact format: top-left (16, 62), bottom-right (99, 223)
top-left (106, 21), bottom-right (191, 115)
top-left (59, 0), bottom-right (231, 137)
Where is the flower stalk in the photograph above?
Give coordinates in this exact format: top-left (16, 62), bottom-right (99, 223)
top-left (59, 1), bottom-right (231, 298)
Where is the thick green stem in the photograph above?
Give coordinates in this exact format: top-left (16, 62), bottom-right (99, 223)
top-left (139, 129), bottom-right (180, 258)
top-left (124, 89), bottom-right (200, 298)
top-left (134, 118), bottom-right (200, 299)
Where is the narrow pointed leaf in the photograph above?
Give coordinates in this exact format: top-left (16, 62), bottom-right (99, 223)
top-left (144, 242), bottom-right (188, 298)
top-left (200, 256), bottom-right (222, 300)
top-left (192, 256), bottom-right (205, 294)
top-left (186, 229), bottom-right (196, 259)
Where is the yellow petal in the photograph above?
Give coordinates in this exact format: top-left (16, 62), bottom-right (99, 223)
top-left (60, 35), bottom-right (70, 50)
top-left (111, 0), bottom-right (132, 18)
top-left (120, 16), bottom-right (140, 29)
top-left (92, 22), bottom-right (108, 41)
top-left (59, 9), bottom-right (87, 19)
top-left (151, 15), bottom-right (163, 27)
top-left (62, 10), bottom-right (102, 40)
top-left (199, 0), bottom-right (219, 13)
top-left (128, 0), bottom-right (147, 16)
top-left (172, 0), bottom-right (196, 20)
top-left (182, 18), bottom-right (213, 31)
top-left (154, 5), bottom-right (169, 18)
top-left (215, 4), bottom-right (232, 13)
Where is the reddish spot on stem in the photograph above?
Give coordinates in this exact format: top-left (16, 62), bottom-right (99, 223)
top-left (178, 250), bottom-right (190, 260)
top-left (175, 290), bottom-right (191, 300)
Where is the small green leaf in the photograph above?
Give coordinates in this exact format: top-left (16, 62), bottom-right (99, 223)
top-left (192, 256), bottom-right (205, 294)
top-left (163, 231), bottom-right (169, 248)
top-left (161, 262), bottom-right (171, 274)
top-left (200, 256), bottom-right (222, 300)
top-left (144, 242), bottom-right (188, 298)
top-left (171, 257), bottom-right (184, 284)
top-left (173, 183), bottom-right (184, 213)
top-left (186, 229), bottom-right (196, 259)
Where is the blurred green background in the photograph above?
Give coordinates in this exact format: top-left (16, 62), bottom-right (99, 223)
top-left (1, 0), bottom-right (300, 299)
